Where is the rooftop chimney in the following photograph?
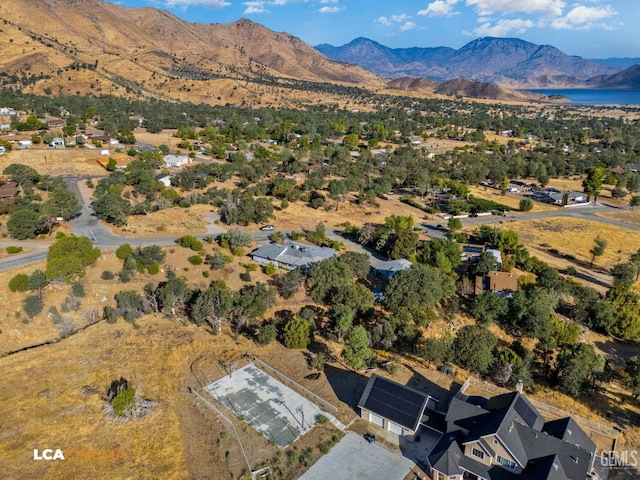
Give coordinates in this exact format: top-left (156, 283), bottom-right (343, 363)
top-left (515, 379), bottom-right (523, 394)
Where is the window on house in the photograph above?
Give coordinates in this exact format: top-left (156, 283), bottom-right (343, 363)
top-left (497, 455), bottom-right (516, 470)
top-left (472, 448), bottom-right (484, 460)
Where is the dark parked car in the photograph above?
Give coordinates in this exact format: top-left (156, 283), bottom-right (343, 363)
top-left (364, 433), bottom-right (376, 443)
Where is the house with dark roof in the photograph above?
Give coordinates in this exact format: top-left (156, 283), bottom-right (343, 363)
top-left (250, 241), bottom-right (337, 270)
top-left (358, 374), bottom-right (438, 438)
top-left (0, 181), bottom-right (20, 199)
top-left (427, 391), bottom-right (597, 480)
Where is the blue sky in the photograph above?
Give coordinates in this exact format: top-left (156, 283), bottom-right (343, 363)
top-left (113, 0), bottom-right (639, 58)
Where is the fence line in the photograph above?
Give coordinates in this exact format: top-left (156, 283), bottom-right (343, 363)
top-left (462, 377), bottom-right (619, 440)
top-left (252, 357), bottom-right (338, 413)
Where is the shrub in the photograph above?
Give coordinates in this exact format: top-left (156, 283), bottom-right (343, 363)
top-left (6, 246), bottom-right (23, 254)
top-left (232, 247), bottom-right (245, 257)
top-left (101, 270), bottom-right (115, 280)
top-left (188, 255), bottom-right (203, 265)
top-left (315, 415), bottom-right (328, 425)
top-left (23, 295), bottom-right (43, 318)
top-left (111, 387), bottom-right (136, 416)
top-left (176, 235), bottom-right (202, 250)
top-left (265, 263), bottom-right (277, 275)
top-left (104, 306), bottom-right (117, 324)
top-left (9, 274), bottom-right (29, 292)
top-left (240, 271), bottom-right (252, 282)
top-left (519, 198), bottom-right (534, 212)
top-left (246, 263), bottom-right (258, 272)
top-left (119, 271), bottom-right (131, 283)
top-left (116, 243), bottom-right (134, 260)
top-left (256, 323), bottom-right (278, 345)
top-left (147, 263), bottom-right (160, 275)
top-left (205, 251), bottom-right (228, 270)
top-left (72, 281), bottom-right (86, 298)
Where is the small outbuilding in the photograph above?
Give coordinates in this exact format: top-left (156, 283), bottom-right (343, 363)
top-left (358, 374), bottom-right (435, 438)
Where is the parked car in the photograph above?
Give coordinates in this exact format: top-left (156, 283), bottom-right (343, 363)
top-left (364, 433), bottom-right (376, 443)
top-left (260, 225), bottom-right (275, 231)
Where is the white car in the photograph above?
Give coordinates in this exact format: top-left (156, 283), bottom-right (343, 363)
top-left (260, 225), bottom-right (275, 231)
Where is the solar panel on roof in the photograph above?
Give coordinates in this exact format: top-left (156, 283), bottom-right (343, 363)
top-left (363, 377), bottom-right (428, 430)
top-left (514, 396), bottom-right (538, 427)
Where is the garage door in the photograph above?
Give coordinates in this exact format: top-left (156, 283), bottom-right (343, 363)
top-left (388, 422), bottom-right (403, 435)
top-left (369, 413), bottom-right (384, 427)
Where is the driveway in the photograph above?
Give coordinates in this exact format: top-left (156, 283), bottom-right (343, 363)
top-left (299, 431), bottom-right (414, 480)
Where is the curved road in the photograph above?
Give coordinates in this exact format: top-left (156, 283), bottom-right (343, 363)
top-left (0, 179), bottom-right (637, 272)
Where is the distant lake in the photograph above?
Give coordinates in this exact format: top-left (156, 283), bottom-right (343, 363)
top-left (526, 89), bottom-right (640, 105)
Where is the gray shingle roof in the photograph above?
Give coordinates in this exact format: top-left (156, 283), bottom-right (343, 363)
top-left (250, 241), bottom-right (337, 269)
top-left (432, 392), bottom-right (596, 480)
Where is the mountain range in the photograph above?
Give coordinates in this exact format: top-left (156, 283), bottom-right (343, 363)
top-left (316, 37), bottom-right (640, 89)
top-left (0, 0), bottom-right (638, 108)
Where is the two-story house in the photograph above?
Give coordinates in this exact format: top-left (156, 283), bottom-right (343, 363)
top-left (427, 391), bottom-right (597, 480)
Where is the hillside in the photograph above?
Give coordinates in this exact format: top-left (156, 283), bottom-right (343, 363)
top-left (0, 0), bottom-right (384, 108)
top-left (317, 37), bottom-right (618, 88)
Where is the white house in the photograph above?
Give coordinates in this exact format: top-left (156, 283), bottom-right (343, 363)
top-left (163, 154), bottom-right (190, 168)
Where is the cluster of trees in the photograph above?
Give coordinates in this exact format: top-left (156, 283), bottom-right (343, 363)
top-left (3, 164), bottom-right (81, 239)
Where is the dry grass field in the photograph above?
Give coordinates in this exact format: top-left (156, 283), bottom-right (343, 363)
top-left (0, 146), bottom-right (111, 177)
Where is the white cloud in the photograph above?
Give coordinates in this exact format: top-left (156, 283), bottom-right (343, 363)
top-left (375, 16), bottom-right (392, 26)
top-left (164, 0), bottom-right (230, 7)
top-left (550, 5), bottom-right (617, 29)
top-left (244, 1), bottom-right (269, 13)
top-left (473, 18), bottom-right (535, 36)
top-left (391, 14), bottom-right (411, 23)
top-left (418, 0), bottom-right (460, 17)
top-left (400, 21), bottom-right (417, 31)
top-left (466, 0), bottom-right (565, 18)
top-left (318, 5), bottom-right (341, 13)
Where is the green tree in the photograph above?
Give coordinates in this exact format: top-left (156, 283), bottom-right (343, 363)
top-left (558, 343), bottom-right (605, 397)
top-left (630, 195), bottom-right (640, 209)
top-left (589, 236), bottom-right (607, 267)
top-left (452, 325), bottom-right (498, 375)
top-left (471, 292), bottom-right (508, 325)
top-left (612, 263), bottom-right (636, 288)
top-left (9, 273), bottom-right (29, 292)
top-left (342, 325), bottom-right (372, 370)
top-left (46, 236), bottom-right (101, 280)
top-left (330, 304), bottom-right (354, 343)
top-left (519, 198), bottom-right (534, 212)
top-left (3, 164), bottom-right (40, 186)
top-left (282, 318), bottom-right (311, 349)
top-left (337, 252), bottom-right (370, 279)
top-left (624, 356), bottom-right (640, 399)
top-left (582, 166), bottom-right (605, 202)
top-left (93, 193), bottom-right (131, 226)
top-left (385, 264), bottom-right (454, 324)
top-left (328, 179), bottom-right (348, 211)
top-left (307, 258), bottom-right (353, 303)
top-left (106, 158), bottom-right (118, 171)
top-left (492, 348), bottom-right (522, 386)
top-left (7, 208), bottom-right (46, 239)
top-left (28, 269), bottom-right (48, 295)
top-left (116, 243), bottom-right (134, 260)
top-left (44, 187), bottom-right (81, 222)
top-left (270, 268), bottom-right (305, 299)
top-left (23, 295), bottom-right (43, 318)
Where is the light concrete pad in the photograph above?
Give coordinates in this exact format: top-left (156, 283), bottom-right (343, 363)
top-left (205, 363), bottom-right (325, 448)
top-left (299, 431), bottom-right (414, 480)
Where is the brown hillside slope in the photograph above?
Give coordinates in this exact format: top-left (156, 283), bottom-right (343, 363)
top-left (0, 0), bottom-right (384, 106)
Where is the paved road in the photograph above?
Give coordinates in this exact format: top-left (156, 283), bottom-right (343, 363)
top-left (0, 179), bottom-right (636, 272)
